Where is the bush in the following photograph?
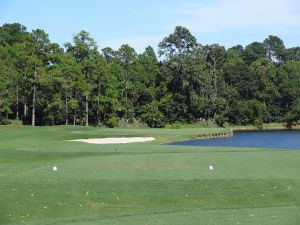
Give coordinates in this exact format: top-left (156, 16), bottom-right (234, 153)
top-left (170, 122), bottom-right (181, 129)
top-left (105, 116), bottom-right (119, 128)
top-left (223, 122), bottom-right (230, 128)
top-left (0, 119), bottom-right (10, 125)
top-left (10, 120), bottom-right (23, 125)
top-left (140, 101), bottom-right (166, 128)
top-left (254, 118), bottom-right (263, 129)
top-left (0, 119), bottom-right (23, 125)
top-left (118, 118), bottom-right (148, 128)
top-left (141, 111), bottom-right (165, 128)
top-left (215, 115), bottom-right (228, 127)
top-left (165, 120), bottom-right (218, 129)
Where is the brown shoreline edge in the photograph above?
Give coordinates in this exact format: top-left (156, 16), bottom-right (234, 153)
top-left (193, 129), bottom-right (234, 140)
top-left (194, 125), bottom-right (300, 140)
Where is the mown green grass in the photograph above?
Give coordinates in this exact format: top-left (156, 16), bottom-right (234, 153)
top-left (0, 125), bottom-right (300, 225)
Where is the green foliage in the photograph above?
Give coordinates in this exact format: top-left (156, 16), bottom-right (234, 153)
top-left (215, 114), bottom-right (228, 127)
top-left (0, 119), bottom-right (22, 125)
top-left (243, 42), bottom-right (266, 64)
top-left (254, 118), bottom-right (263, 129)
top-left (140, 101), bottom-right (166, 128)
top-left (0, 119), bottom-right (10, 125)
top-left (105, 115), bottom-right (119, 128)
top-left (0, 23), bottom-right (300, 128)
top-left (165, 120), bottom-right (217, 129)
top-left (263, 35), bottom-right (285, 63)
top-left (286, 99), bottom-right (300, 126)
top-left (117, 118), bottom-right (148, 128)
top-left (158, 26), bottom-right (197, 58)
top-left (233, 100), bottom-right (268, 125)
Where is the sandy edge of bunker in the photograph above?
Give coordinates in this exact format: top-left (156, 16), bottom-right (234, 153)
top-left (68, 137), bottom-right (155, 144)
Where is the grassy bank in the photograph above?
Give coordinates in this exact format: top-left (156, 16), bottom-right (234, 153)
top-left (0, 126), bottom-right (300, 225)
top-left (166, 122), bottom-right (300, 131)
top-left (231, 123), bottom-right (287, 130)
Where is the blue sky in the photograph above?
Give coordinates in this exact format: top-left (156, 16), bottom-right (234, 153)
top-left (1, 0), bottom-right (300, 52)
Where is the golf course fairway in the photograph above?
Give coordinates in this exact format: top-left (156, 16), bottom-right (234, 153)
top-left (0, 126), bottom-right (300, 225)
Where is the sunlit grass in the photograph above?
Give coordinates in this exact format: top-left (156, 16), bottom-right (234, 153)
top-left (0, 126), bottom-right (299, 224)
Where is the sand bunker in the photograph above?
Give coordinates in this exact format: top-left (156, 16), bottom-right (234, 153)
top-left (69, 137), bottom-right (155, 144)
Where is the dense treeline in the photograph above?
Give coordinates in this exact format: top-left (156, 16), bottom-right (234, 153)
top-left (0, 23), bottom-right (300, 127)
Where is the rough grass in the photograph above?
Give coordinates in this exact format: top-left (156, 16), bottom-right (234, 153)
top-left (0, 126), bottom-right (300, 225)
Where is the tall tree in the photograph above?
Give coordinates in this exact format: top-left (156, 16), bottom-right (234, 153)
top-left (117, 44), bottom-right (137, 120)
top-left (0, 47), bottom-right (16, 120)
top-left (204, 44), bottom-right (227, 101)
top-left (243, 42), bottom-right (266, 65)
top-left (23, 29), bottom-right (51, 126)
top-left (50, 51), bottom-right (80, 125)
top-left (0, 23), bottom-right (27, 46)
top-left (158, 26), bottom-right (197, 58)
top-left (133, 46), bottom-right (158, 114)
top-left (277, 60), bottom-right (300, 121)
top-left (66, 30), bottom-right (98, 126)
top-left (263, 35), bottom-right (285, 63)
top-left (159, 26), bottom-right (212, 122)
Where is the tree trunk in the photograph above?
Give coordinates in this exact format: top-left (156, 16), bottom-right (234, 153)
top-left (65, 92), bottom-right (68, 125)
top-left (125, 68), bottom-right (129, 120)
top-left (96, 99), bottom-right (99, 127)
top-left (16, 85), bottom-right (19, 120)
top-left (125, 69), bottom-right (128, 102)
top-left (24, 103), bottom-right (27, 118)
top-left (85, 95), bottom-right (88, 126)
top-left (212, 59), bottom-right (218, 100)
top-left (32, 67), bottom-right (36, 127)
top-left (96, 83), bottom-right (100, 127)
top-left (73, 110), bottom-right (76, 125)
top-left (212, 71), bottom-right (218, 98)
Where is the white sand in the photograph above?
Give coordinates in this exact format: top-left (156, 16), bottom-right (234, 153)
top-left (69, 137), bottom-right (155, 144)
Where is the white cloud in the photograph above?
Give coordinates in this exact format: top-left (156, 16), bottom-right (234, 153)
top-left (98, 0), bottom-right (300, 52)
top-left (170, 0), bottom-right (300, 33)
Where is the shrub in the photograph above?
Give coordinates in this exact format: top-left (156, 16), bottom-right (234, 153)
top-left (140, 101), bottom-right (166, 128)
top-left (254, 118), bottom-right (263, 129)
top-left (105, 116), bottom-right (119, 128)
top-left (170, 122), bottom-right (181, 129)
top-left (0, 119), bottom-right (10, 125)
top-left (215, 115), bottom-right (228, 127)
top-left (0, 119), bottom-right (23, 125)
top-left (118, 118), bottom-right (148, 128)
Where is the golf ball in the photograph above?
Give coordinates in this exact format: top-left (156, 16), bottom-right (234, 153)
top-left (53, 166), bottom-right (57, 171)
top-left (209, 165), bottom-right (214, 170)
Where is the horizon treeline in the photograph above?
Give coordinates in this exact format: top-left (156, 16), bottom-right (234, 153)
top-left (0, 23), bottom-right (300, 127)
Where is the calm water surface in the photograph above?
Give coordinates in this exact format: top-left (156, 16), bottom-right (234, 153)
top-left (172, 130), bottom-right (300, 150)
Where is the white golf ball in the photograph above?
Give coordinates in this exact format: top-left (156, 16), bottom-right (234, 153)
top-left (209, 165), bottom-right (214, 170)
top-left (53, 166), bottom-right (57, 171)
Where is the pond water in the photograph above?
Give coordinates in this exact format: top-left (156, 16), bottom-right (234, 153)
top-left (172, 130), bottom-right (300, 150)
